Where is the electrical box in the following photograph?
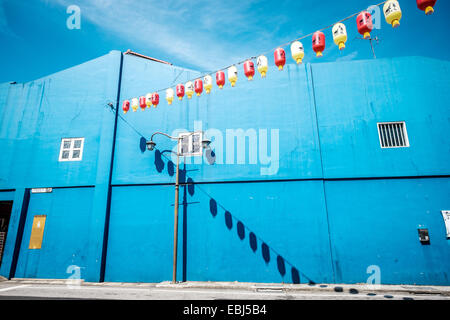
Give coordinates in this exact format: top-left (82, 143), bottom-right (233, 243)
top-left (418, 228), bottom-right (430, 245)
top-left (442, 211), bottom-right (450, 239)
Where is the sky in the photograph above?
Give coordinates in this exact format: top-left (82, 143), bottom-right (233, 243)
top-left (0, 0), bottom-right (449, 83)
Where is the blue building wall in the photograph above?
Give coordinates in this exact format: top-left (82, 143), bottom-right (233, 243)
top-left (14, 187), bottom-right (94, 279)
top-left (0, 51), bottom-right (448, 285)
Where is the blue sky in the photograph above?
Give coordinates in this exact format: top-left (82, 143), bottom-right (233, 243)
top-left (0, 0), bottom-right (449, 83)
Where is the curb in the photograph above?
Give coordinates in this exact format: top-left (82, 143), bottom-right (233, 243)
top-left (154, 281), bottom-right (450, 296)
top-left (5, 279), bottom-right (450, 296)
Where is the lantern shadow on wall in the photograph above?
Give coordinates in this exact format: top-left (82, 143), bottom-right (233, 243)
top-left (148, 146), bottom-right (316, 285)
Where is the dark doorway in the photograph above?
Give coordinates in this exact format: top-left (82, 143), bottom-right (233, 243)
top-left (0, 201), bottom-right (12, 267)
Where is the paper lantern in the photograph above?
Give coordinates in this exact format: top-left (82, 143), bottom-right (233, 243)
top-left (274, 48), bottom-right (286, 70)
top-left (290, 41), bottom-right (305, 64)
top-left (139, 96), bottom-right (146, 111)
top-left (332, 23), bottom-right (347, 50)
top-left (216, 71), bottom-right (225, 89)
top-left (131, 98), bottom-right (139, 112)
top-left (166, 88), bottom-right (174, 105)
top-left (416, 0), bottom-right (437, 15)
top-left (176, 84), bottom-right (185, 100)
top-left (145, 93), bottom-right (152, 108)
top-left (186, 81), bottom-right (194, 99)
top-left (312, 31), bottom-right (326, 57)
top-left (256, 55), bottom-right (268, 77)
top-left (383, 0), bottom-right (402, 28)
top-left (204, 75), bottom-right (213, 94)
top-left (357, 11), bottom-right (374, 39)
top-left (228, 66), bottom-right (238, 87)
top-left (151, 93), bottom-right (159, 108)
top-left (194, 79), bottom-right (203, 96)
top-left (122, 100), bottom-right (130, 114)
top-left (243, 60), bottom-right (255, 80)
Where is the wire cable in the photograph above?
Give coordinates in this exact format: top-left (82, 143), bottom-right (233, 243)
top-left (123, 1), bottom-right (388, 102)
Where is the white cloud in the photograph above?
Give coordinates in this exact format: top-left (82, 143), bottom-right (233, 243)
top-left (50, 0), bottom-right (287, 71)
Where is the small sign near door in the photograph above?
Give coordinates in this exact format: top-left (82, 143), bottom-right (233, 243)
top-left (442, 211), bottom-right (450, 239)
top-left (29, 215), bottom-right (47, 249)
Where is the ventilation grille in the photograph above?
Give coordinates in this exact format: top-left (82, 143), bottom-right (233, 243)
top-left (378, 122), bottom-right (409, 148)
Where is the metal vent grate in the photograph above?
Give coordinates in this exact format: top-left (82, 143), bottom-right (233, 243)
top-left (377, 122), bottom-right (409, 148)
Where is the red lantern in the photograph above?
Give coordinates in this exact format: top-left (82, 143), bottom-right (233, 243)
top-left (194, 79), bottom-right (203, 96)
top-left (274, 48), bottom-right (286, 70)
top-left (176, 84), bottom-right (185, 100)
top-left (122, 100), bottom-right (130, 114)
top-left (416, 0), bottom-right (437, 15)
top-left (139, 96), bottom-right (146, 111)
top-left (357, 11), bottom-right (373, 39)
top-left (151, 93), bottom-right (159, 108)
top-left (216, 71), bottom-right (225, 89)
top-left (312, 31), bottom-right (326, 57)
top-left (243, 60), bottom-right (255, 80)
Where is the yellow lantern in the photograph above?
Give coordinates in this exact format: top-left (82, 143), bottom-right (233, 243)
top-left (383, 0), bottom-right (402, 28)
top-left (204, 75), bottom-right (213, 94)
top-left (166, 88), bottom-right (174, 105)
top-left (256, 55), bottom-right (268, 78)
top-left (332, 23), bottom-right (347, 50)
top-left (290, 41), bottom-right (305, 64)
top-left (228, 66), bottom-right (238, 87)
top-left (186, 81), bottom-right (194, 99)
top-left (131, 98), bottom-right (139, 112)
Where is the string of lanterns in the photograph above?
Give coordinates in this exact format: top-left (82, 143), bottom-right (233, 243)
top-left (122, 0), bottom-right (438, 114)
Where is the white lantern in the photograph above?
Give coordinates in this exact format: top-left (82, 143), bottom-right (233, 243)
top-left (166, 88), bottom-right (174, 105)
top-left (204, 75), bottom-right (213, 94)
top-left (290, 41), bottom-right (305, 64)
top-left (256, 55), bottom-right (268, 77)
top-left (228, 66), bottom-right (238, 87)
top-left (185, 81), bottom-right (194, 99)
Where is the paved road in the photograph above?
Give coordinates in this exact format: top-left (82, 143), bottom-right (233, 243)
top-left (0, 281), bottom-right (448, 300)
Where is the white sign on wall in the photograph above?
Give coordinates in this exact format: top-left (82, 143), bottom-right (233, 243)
top-left (442, 211), bottom-right (450, 239)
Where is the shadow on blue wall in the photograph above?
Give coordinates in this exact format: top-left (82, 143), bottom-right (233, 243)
top-left (149, 145), bottom-right (316, 285)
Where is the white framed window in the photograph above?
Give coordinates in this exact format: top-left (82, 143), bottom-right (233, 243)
top-left (377, 122), bottom-right (410, 148)
top-left (59, 138), bottom-right (85, 162)
top-left (178, 132), bottom-right (203, 157)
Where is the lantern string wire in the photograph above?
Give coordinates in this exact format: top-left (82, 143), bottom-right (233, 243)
top-left (126, 0), bottom-right (388, 101)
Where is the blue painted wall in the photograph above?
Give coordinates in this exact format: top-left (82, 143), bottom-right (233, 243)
top-left (312, 57), bottom-right (450, 179)
top-left (105, 181), bottom-right (333, 284)
top-left (0, 52), bottom-right (448, 285)
top-left (325, 177), bottom-right (450, 285)
top-left (0, 51), bottom-right (120, 189)
top-left (14, 187), bottom-right (94, 279)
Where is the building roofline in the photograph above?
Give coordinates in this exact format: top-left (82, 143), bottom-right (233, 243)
top-left (124, 49), bottom-right (173, 66)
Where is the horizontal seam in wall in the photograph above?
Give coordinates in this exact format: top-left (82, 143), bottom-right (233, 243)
top-left (109, 174), bottom-right (450, 187)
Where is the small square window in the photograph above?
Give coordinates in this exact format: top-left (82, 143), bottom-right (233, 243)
top-left (59, 138), bottom-right (84, 162)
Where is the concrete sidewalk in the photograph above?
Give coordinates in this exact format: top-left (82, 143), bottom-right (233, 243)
top-left (4, 278), bottom-right (450, 297)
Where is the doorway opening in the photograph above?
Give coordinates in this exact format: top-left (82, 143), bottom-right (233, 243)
top-left (0, 201), bottom-right (12, 267)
